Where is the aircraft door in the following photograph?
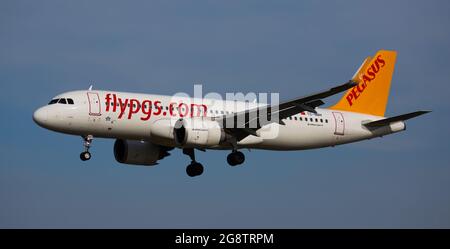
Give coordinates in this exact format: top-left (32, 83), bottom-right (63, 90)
top-left (87, 92), bottom-right (101, 116)
top-left (332, 112), bottom-right (345, 135)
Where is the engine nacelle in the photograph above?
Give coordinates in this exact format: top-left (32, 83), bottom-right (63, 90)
top-left (173, 118), bottom-right (226, 147)
top-left (113, 139), bottom-right (171, 166)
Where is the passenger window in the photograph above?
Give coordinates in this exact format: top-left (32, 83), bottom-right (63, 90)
top-left (58, 98), bottom-right (67, 104)
top-left (320, 119), bottom-right (323, 123)
top-left (325, 119), bottom-right (328, 123)
top-left (315, 118), bottom-right (318, 122)
top-left (310, 118), bottom-right (313, 122)
top-left (67, 98), bottom-right (74, 104)
top-left (299, 117), bottom-right (303, 121)
top-left (294, 117), bottom-right (297, 120)
top-left (48, 99), bottom-right (59, 105)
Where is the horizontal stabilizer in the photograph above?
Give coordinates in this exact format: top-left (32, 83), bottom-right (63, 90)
top-left (363, 110), bottom-right (431, 128)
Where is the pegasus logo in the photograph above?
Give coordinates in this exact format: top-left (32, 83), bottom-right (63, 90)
top-left (346, 55), bottom-right (386, 106)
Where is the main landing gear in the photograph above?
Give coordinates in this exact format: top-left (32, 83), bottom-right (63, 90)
top-left (80, 135), bottom-right (93, 161)
top-left (182, 147), bottom-right (246, 177)
top-left (226, 138), bottom-right (245, 166)
top-left (183, 148), bottom-right (204, 177)
top-left (227, 150), bottom-right (245, 166)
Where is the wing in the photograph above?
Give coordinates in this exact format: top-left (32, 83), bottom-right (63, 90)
top-left (216, 80), bottom-right (358, 140)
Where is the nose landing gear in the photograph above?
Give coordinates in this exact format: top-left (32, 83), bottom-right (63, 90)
top-left (80, 151), bottom-right (91, 161)
top-left (80, 135), bottom-right (93, 161)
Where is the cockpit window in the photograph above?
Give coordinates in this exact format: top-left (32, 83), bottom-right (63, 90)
top-left (48, 98), bottom-right (74, 105)
top-left (48, 99), bottom-right (59, 105)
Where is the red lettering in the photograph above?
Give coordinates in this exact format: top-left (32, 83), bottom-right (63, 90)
top-left (348, 54), bottom-right (387, 106)
top-left (366, 67), bottom-right (376, 79)
top-left (153, 101), bottom-right (162, 115)
top-left (362, 74), bottom-right (371, 84)
top-left (118, 98), bottom-right (128, 119)
top-left (105, 94), bottom-right (111, 112)
top-left (100, 95), bottom-right (213, 120)
top-left (112, 94), bottom-right (117, 112)
top-left (141, 100), bottom-right (152, 121)
top-left (346, 93), bottom-right (354, 106)
top-left (128, 99), bottom-right (140, 119)
top-left (190, 103), bottom-right (207, 117)
top-left (351, 87), bottom-right (360, 100)
top-left (371, 61), bottom-right (380, 74)
top-left (169, 102), bottom-right (177, 116)
top-left (356, 82), bottom-right (366, 93)
top-left (377, 55), bottom-right (385, 67)
top-left (179, 102), bottom-right (188, 117)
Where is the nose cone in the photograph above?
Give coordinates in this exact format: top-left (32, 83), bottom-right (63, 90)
top-left (33, 107), bottom-right (48, 127)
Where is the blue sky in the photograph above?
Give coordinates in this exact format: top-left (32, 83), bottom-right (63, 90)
top-left (1, 0), bottom-right (449, 228)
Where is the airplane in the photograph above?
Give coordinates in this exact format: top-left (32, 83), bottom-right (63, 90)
top-left (33, 50), bottom-right (430, 177)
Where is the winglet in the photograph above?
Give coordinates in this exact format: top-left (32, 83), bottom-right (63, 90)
top-left (88, 85), bottom-right (93, 91)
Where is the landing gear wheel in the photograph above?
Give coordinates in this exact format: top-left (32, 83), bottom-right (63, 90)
top-left (227, 151), bottom-right (245, 166)
top-left (183, 148), bottom-right (204, 177)
top-left (227, 154), bottom-right (237, 166)
top-left (186, 162), bottom-right (204, 177)
top-left (80, 135), bottom-right (93, 162)
top-left (80, 151), bottom-right (91, 161)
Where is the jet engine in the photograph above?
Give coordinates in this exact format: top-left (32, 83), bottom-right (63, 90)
top-left (113, 139), bottom-right (171, 165)
top-left (173, 118), bottom-right (226, 147)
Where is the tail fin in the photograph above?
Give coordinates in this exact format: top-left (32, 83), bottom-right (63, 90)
top-left (330, 50), bottom-right (397, 117)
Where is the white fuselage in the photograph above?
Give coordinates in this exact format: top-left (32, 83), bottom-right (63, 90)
top-left (33, 90), bottom-right (406, 150)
